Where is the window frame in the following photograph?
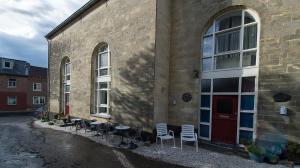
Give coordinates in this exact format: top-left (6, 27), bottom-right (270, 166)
top-left (64, 62), bottom-right (71, 84)
top-left (7, 96), bottom-right (17, 105)
top-left (202, 10), bottom-right (259, 72)
top-left (199, 9), bottom-right (260, 145)
top-left (8, 79), bottom-right (16, 88)
top-left (62, 60), bottom-right (71, 114)
top-left (33, 96), bottom-right (45, 105)
top-left (2, 60), bottom-right (13, 69)
top-left (93, 44), bottom-right (111, 116)
top-left (33, 83), bottom-right (42, 91)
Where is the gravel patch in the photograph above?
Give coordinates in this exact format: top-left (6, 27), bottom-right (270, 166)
top-left (34, 120), bottom-right (288, 168)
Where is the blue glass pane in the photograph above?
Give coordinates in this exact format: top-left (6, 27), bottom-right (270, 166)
top-left (240, 113), bottom-right (253, 128)
top-left (200, 110), bottom-right (210, 123)
top-left (241, 95), bottom-right (254, 110)
top-left (201, 95), bottom-right (210, 108)
top-left (239, 130), bottom-right (253, 144)
top-left (200, 124), bottom-right (209, 138)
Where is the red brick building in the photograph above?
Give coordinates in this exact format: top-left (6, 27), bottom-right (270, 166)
top-left (0, 57), bottom-right (47, 112)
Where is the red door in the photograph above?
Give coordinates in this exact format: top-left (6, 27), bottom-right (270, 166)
top-left (64, 93), bottom-right (70, 115)
top-left (212, 95), bottom-right (238, 144)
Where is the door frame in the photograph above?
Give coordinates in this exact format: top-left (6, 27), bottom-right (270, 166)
top-left (198, 70), bottom-right (259, 145)
top-left (211, 95), bottom-right (238, 144)
top-left (64, 92), bottom-right (70, 115)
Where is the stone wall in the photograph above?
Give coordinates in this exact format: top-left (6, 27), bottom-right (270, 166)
top-left (48, 0), bottom-right (300, 141)
top-left (168, 0), bottom-right (300, 142)
top-left (48, 0), bottom-right (156, 131)
top-left (153, 0), bottom-right (171, 124)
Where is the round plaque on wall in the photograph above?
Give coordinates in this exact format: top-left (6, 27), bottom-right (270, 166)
top-left (182, 93), bottom-right (192, 102)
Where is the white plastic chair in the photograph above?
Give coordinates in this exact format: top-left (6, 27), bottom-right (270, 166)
top-left (156, 123), bottom-right (175, 148)
top-left (180, 124), bottom-right (198, 152)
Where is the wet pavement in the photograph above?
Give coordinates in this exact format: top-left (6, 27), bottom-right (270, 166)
top-left (0, 115), bottom-right (185, 168)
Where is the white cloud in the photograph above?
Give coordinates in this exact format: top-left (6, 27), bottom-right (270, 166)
top-left (0, 0), bottom-right (89, 67)
top-left (0, 0), bottom-right (89, 39)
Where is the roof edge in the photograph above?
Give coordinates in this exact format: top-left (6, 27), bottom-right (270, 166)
top-left (45, 0), bottom-right (100, 39)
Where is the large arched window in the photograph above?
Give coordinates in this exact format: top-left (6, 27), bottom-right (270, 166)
top-left (92, 43), bottom-right (111, 116)
top-left (202, 10), bottom-right (258, 71)
top-left (200, 9), bottom-right (259, 145)
top-left (61, 57), bottom-right (71, 115)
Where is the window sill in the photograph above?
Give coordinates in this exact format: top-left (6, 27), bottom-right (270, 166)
top-left (91, 113), bottom-right (111, 119)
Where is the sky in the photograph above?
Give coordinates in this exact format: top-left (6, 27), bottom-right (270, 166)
top-left (0, 0), bottom-right (89, 67)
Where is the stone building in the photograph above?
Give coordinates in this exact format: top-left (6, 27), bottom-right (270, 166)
top-left (46, 0), bottom-right (300, 145)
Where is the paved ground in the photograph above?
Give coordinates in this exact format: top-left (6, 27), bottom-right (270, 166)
top-left (34, 118), bottom-right (291, 168)
top-left (0, 115), bottom-right (185, 168)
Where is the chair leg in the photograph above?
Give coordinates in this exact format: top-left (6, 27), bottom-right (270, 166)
top-left (160, 139), bottom-right (163, 148)
top-left (173, 137), bottom-right (175, 147)
top-left (196, 140), bottom-right (198, 152)
top-left (181, 139), bottom-right (182, 150)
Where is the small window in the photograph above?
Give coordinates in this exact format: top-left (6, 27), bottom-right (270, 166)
top-left (33, 83), bottom-right (42, 91)
top-left (215, 11), bottom-right (242, 32)
top-left (242, 77), bottom-right (255, 92)
top-left (200, 110), bottom-right (210, 123)
top-left (214, 53), bottom-right (240, 69)
top-left (239, 130), bottom-right (253, 143)
top-left (244, 12), bottom-right (255, 24)
top-left (97, 45), bottom-right (109, 77)
top-left (215, 30), bottom-right (240, 54)
top-left (243, 25), bottom-right (257, 49)
top-left (65, 85), bottom-right (70, 92)
top-left (8, 79), bottom-right (16, 88)
top-left (242, 51), bottom-right (256, 67)
top-left (3, 60), bottom-right (13, 69)
top-left (200, 124), bottom-right (210, 138)
top-left (201, 95), bottom-right (210, 108)
top-left (241, 95), bottom-right (255, 110)
top-left (7, 96), bottom-right (17, 105)
top-left (64, 63), bottom-right (71, 82)
top-left (33, 96), bottom-right (45, 105)
top-left (240, 113), bottom-right (254, 128)
top-left (213, 78), bottom-right (239, 92)
top-left (201, 79), bottom-right (211, 92)
top-left (203, 36), bottom-right (214, 57)
top-left (202, 58), bottom-right (212, 71)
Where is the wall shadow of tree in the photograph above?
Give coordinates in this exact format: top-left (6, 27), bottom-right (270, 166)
top-left (111, 44), bottom-right (155, 132)
top-left (258, 70), bottom-right (300, 143)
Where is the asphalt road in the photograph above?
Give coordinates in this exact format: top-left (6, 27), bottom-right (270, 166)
top-left (0, 115), bottom-right (184, 168)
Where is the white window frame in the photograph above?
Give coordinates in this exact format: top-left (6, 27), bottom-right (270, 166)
top-left (63, 61), bottom-right (71, 114)
top-left (64, 62), bottom-right (71, 85)
top-left (202, 9), bottom-right (259, 72)
top-left (8, 79), bottom-right (16, 88)
top-left (33, 96), bottom-right (45, 105)
top-left (33, 83), bottom-right (42, 91)
top-left (2, 60), bottom-right (13, 69)
top-left (93, 44), bottom-right (111, 116)
top-left (199, 9), bottom-right (260, 145)
top-left (7, 96), bottom-right (17, 105)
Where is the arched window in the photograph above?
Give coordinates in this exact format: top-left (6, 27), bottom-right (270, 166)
top-left (200, 9), bottom-right (259, 145)
top-left (202, 10), bottom-right (258, 71)
top-left (92, 43), bottom-right (111, 115)
top-left (61, 57), bottom-right (71, 115)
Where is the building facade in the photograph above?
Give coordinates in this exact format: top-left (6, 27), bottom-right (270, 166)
top-left (0, 57), bottom-right (47, 112)
top-left (46, 0), bottom-right (300, 144)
